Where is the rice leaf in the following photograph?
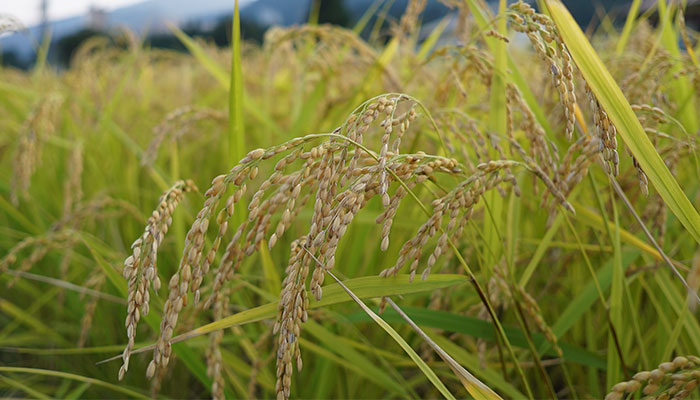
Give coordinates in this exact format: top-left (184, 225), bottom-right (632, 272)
top-left (0, 367), bottom-right (148, 399)
top-left (325, 270), bottom-right (457, 400)
top-left (98, 274), bottom-right (467, 363)
top-left (384, 297), bottom-right (503, 400)
top-left (482, 0), bottom-right (508, 270)
top-left (346, 307), bottom-right (607, 370)
top-left (606, 196), bottom-right (624, 387)
top-left (259, 241), bottom-right (281, 295)
top-left (615, 0), bottom-right (642, 55)
top-left (304, 320), bottom-right (410, 396)
top-left (657, 0), bottom-right (698, 133)
top-left (65, 382), bottom-right (91, 400)
top-left (547, 251), bottom-right (639, 346)
top-left (430, 334), bottom-right (525, 399)
top-left (0, 374), bottom-right (52, 400)
top-left (417, 16), bottom-right (451, 62)
top-left (229, 0), bottom-right (245, 161)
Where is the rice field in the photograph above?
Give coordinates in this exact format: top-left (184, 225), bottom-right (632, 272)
top-left (2, 0), bottom-right (700, 398)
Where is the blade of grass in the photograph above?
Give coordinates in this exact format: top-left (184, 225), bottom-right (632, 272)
top-left (417, 16), bottom-right (451, 62)
top-left (346, 306), bottom-right (607, 369)
top-left (616, 0), bottom-right (642, 55)
top-left (662, 301), bottom-right (688, 361)
top-left (65, 382), bottom-right (91, 400)
top-left (2, 269), bottom-right (124, 304)
top-left (322, 269), bottom-right (456, 400)
top-left (0, 367), bottom-right (148, 399)
top-left (429, 333), bottom-right (525, 399)
top-left (608, 177), bottom-right (699, 304)
top-left (32, 29), bottom-right (51, 76)
top-left (572, 202), bottom-right (669, 264)
top-left (0, 374), bottom-right (51, 400)
top-left (0, 299), bottom-right (64, 343)
top-left (519, 213), bottom-right (563, 286)
top-left (258, 241), bottom-right (281, 296)
top-left (220, 346), bottom-right (275, 392)
top-left (304, 320), bottom-right (410, 397)
top-left (657, 0), bottom-right (698, 133)
top-left (621, 277), bottom-right (649, 368)
top-left (678, 12), bottom-right (699, 68)
top-left (482, 0), bottom-right (507, 270)
top-left (544, 251), bottom-right (639, 352)
top-left (384, 297), bottom-right (502, 400)
top-left (97, 273), bottom-right (468, 363)
top-left (653, 273), bottom-right (700, 352)
top-left (352, 0), bottom-right (383, 34)
top-left (229, 0), bottom-right (245, 162)
top-left (606, 192), bottom-right (625, 386)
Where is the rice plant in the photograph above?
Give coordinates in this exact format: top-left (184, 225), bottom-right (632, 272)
top-left (2, 1), bottom-right (700, 399)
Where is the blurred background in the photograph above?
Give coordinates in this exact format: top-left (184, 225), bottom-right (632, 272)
top-left (1, 0), bottom-right (699, 70)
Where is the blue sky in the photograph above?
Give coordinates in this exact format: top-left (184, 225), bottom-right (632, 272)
top-left (4, 0), bottom-right (144, 26)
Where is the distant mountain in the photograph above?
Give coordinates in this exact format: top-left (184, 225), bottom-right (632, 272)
top-left (239, 0), bottom-right (451, 27)
top-left (240, 0), bottom-right (312, 26)
top-left (1, 0), bottom-right (250, 63)
top-left (1, 0), bottom-right (455, 66)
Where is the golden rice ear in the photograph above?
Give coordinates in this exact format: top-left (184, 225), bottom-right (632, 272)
top-left (606, 356), bottom-right (700, 399)
top-left (545, 0), bottom-right (700, 247)
top-left (120, 180), bottom-right (197, 380)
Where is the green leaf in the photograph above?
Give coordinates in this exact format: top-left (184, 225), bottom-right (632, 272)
top-left (0, 367), bottom-right (148, 399)
top-left (0, 374), bottom-right (51, 399)
top-left (100, 274), bottom-right (467, 362)
top-left (615, 0), bottom-right (642, 55)
top-left (65, 382), bottom-right (91, 400)
top-left (430, 333), bottom-right (525, 399)
top-left (304, 320), bottom-right (410, 396)
top-left (169, 23), bottom-right (228, 86)
top-left (548, 251), bottom-right (639, 342)
top-left (417, 16), bottom-right (451, 62)
top-left (519, 213), bottom-right (563, 286)
top-left (192, 274), bottom-right (466, 335)
top-left (229, 0), bottom-right (245, 162)
top-left (482, 0), bottom-right (508, 270)
top-left (382, 298), bottom-right (503, 400)
top-left (606, 197), bottom-right (624, 386)
top-left (326, 271), bottom-right (457, 400)
top-left (656, 0), bottom-right (698, 133)
top-left (346, 307), bottom-right (607, 370)
top-left (259, 241), bottom-right (281, 296)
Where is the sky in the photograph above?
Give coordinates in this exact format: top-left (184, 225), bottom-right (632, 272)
top-left (3, 0), bottom-right (145, 27)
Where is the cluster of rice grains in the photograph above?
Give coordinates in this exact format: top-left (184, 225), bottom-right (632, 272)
top-left (119, 180), bottom-right (197, 380)
top-left (263, 24), bottom-right (402, 98)
top-left (10, 95), bottom-right (63, 204)
top-left (117, 85), bottom-right (589, 398)
top-left (606, 356), bottom-right (700, 400)
top-left (105, 95), bottom-right (502, 398)
top-left (509, 2), bottom-right (648, 201)
top-left (508, 1), bottom-right (576, 140)
top-left (141, 105), bottom-right (226, 167)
